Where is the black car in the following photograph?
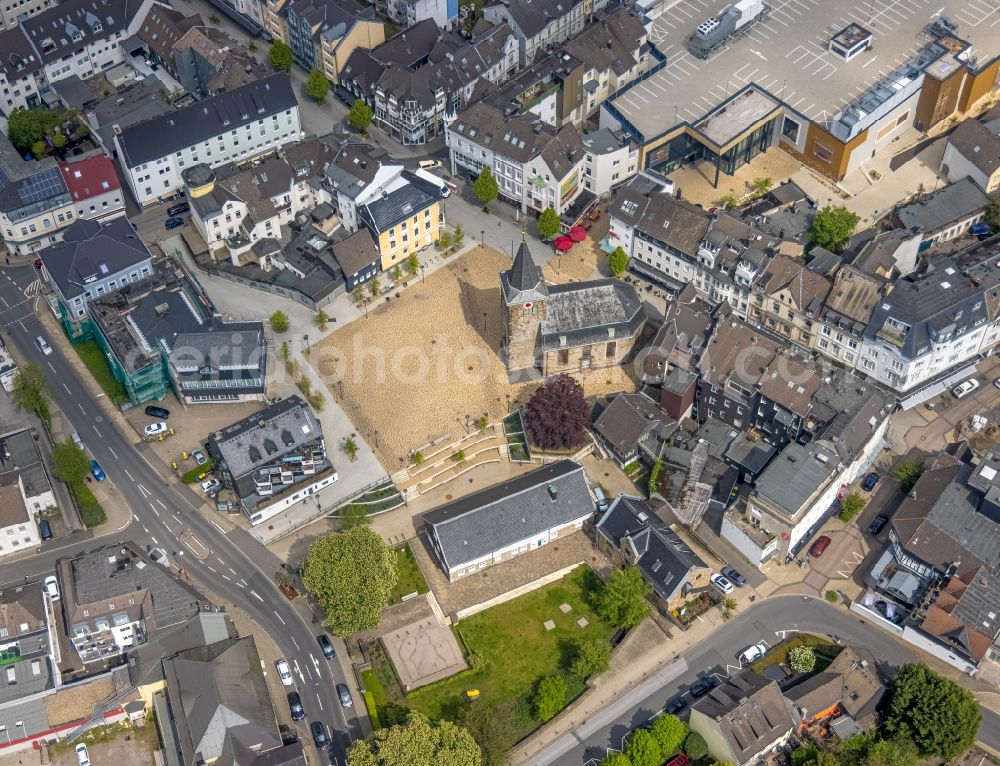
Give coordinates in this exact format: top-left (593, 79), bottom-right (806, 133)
top-left (689, 677), bottom-right (717, 698)
top-left (288, 691), bottom-right (305, 721)
top-left (167, 202), bottom-right (189, 216)
top-left (310, 721), bottom-right (328, 749)
top-left (721, 567), bottom-right (746, 587)
top-left (337, 683), bottom-right (353, 708)
top-left (165, 216), bottom-right (184, 230)
top-left (145, 405), bottom-right (170, 419)
top-left (867, 514), bottom-right (889, 536)
top-left (317, 634), bottom-right (335, 659)
top-left (861, 472), bottom-right (880, 491)
top-left (39, 520), bottom-right (53, 541)
top-left (664, 696), bottom-right (687, 715)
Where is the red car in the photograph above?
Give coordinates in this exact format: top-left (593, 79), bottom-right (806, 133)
top-left (666, 756), bottom-right (691, 766)
top-left (809, 535), bottom-right (832, 558)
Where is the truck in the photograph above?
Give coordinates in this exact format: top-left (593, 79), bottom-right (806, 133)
top-left (688, 0), bottom-right (768, 59)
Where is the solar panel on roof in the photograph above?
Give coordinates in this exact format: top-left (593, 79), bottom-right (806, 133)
top-left (17, 167), bottom-right (64, 204)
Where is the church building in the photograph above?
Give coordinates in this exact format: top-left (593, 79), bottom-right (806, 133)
top-left (501, 241), bottom-right (646, 377)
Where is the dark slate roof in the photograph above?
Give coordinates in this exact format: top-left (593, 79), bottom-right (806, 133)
top-left (116, 74), bottom-right (297, 168)
top-left (357, 171), bottom-right (441, 234)
top-left (421, 460), bottom-right (592, 570)
top-left (752, 441), bottom-right (838, 518)
top-left (593, 393), bottom-right (675, 456)
top-left (39, 217), bottom-right (151, 300)
top-left (562, 8), bottom-right (644, 76)
top-left (595, 495), bottom-right (708, 602)
top-left (280, 0), bottom-right (373, 44)
top-left (609, 184), bottom-right (712, 258)
top-left (896, 177), bottom-right (991, 234)
top-left (492, 0), bottom-right (582, 37)
top-left (946, 118), bottom-right (1000, 178)
top-left (331, 227), bottom-right (379, 276)
top-left (692, 672), bottom-right (796, 764)
top-left (501, 240), bottom-right (548, 304)
top-left (862, 256), bottom-right (998, 362)
top-left (782, 646), bottom-right (885, 722)
top-left (539, 279), bottom-right (645, 351)
top-left (91, 79), bottom-right (174, 150)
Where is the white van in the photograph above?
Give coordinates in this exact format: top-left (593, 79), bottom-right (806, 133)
top-left (35, 336), bottom-right (52, 355)
top-left (418, 159), bottom-right (442, 170)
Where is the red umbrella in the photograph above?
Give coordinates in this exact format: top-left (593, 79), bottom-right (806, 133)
top-left (569, 225), bottom-right (587, 242)
top-left (553, 236), bottom-right (573, 251)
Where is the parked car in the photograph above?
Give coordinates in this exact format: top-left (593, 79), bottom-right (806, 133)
top-left (952, 378), bottom-right (980, 398)
top-left (288, 691), bottom-right (305, 721)
top-left (145, 405), bottom-right (170, 419)
top-left (148, 547), bottom-right (169, 566)
top-left (738, 643), bottom-right (767, 665)
top-left (35, 335), bottom-right (52, 355)
top-left (418, 159), bottom-right (442, 170)
top-left (689, 677), bottom-right (717, 697)
top-left (192, 449), bottom-right (208, 465)
top-left (721, 566), bottom-right (746, 587)
top-left (310, 721), bottom-right (328, 749)
top-left (709, 573), bottom-right (734, 594)
top-left (144, 421), bottom-right (168, 436)
top-left (337, 683), bottom-right (353, 708)
top-left (167, 202), bottom-right (190, 216)
top-left (317, 634), bottom-right (335, 659)
top-left (861, 472), bottom-right (880, 491)
top-left (874, 600), bottom-right (904, 625)
top-left (808, 535), bottom-right (832, 558)
top-left (593, 486), bottom-right (609, 513)
top-left (275, 659), bottom-right (293, 686)
top-left (71, 431), bottom-right (84, 449)
top-left (44, 575), bottom-right (60, 601)
top-left (76, 743), bottom-right (91, 766)
top-left (201, 478), bottom-right (221, 495)
top-left (994, 377), bottom-right (1000, 390)
top-left (90, 460), bottom-right (106, 481)
top-left (664, 696), bottom-right (687, 715)
top-left (867, 514), bottom-right (889, 536)
top-left (165, 217), bottom-right (184, 230)
top-left (39, 519), bottom-right (53, 541)
top-left (665, 756), bottom-right (692, 766)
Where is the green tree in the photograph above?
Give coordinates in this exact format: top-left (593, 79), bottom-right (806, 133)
top-left (343, 436), bottom-right (359, 460)
top-left (683, 731), bottom-right (708, 760)
top-left (7, 107), bottom-right (66, 153)
top-left (475, 415), bottom-right (490, 432)
top-left (12, 363), bottom-right (51, 426)
top-left (537, 207), bottom-right (560, 240)
top-left (986, 200), bottom-right (1000, 233)
top-left (51, 132), bottom-right (67, 150)
top-left (863, 737), bottom-right (918, 766)
top-left (438, 230), bottom-right (453, 249)
top-left (453, 449), bottom-right (466, 463)
top-left (839, 491), bottom-right (866, 522)
top-left (647, 458), bottom-right (663, 496)
top-left (369, 276), bottom-right (382, 297)
top-left (349, 99), bottom-right (374, 134)
top-left (807, 205), bottom-right (860, 253)
top-left (314, 309), bottom-right (330, 330)
top-left (599, 755), bottom-right (631, 766)
top-left (306, 69), bottom-right (330, 102)
top-left (352, 284), bottom-right (367, 306)
top-left (893, 459), bottom-right (924, 493)
top-left (31, 140), bottom-right (47, 159)
top-left (412, 450), bottom-right (424, 466)
top-left (52, 440), bottom-right (90, 485)
top-left (457, 701), bottom-right (519, 766)
top-left (453, 224), bottom-right (464, 247)
top-left (884, 663), bottom-right (981, 760)
top-left (597, 566), bottom-right (651, 629)
top-left (302, 526), bottom-right (398, 636)
top-left (474, 167), bottom-right (499, 206)
top-left (348, 711), bottom-right (481, 766)
top-left (608, 246), bottom-right (629, 279)
top-left (751, 177), bottom-right (773, 194)
top-left (532, 676), bottom-right (567, 722)
top-left (405, 253), bottom-right (420, 275)
top-left (838, 733), bottom-right (876, 766)
top-left (390, 265), bottom-right (402, 281)
top-left (788, 646), bottom-right (816, 673)
top-left (269, 310), bottom-right (290, 333)
top-left (248, 41), bottom-right (257, 52)
top-left (791, 745), bottom-right (819, 766)
top-left (269, 40), bottom-right (293, 71)
top-left (626, 728), bottom-right (662, 766)
top-left (570, 638), bottom-right (611, 678)
top-left (209, 13), bottom-right (220, 22)
top-left (649, 713), bottom-right (687, 756)
top-left (719, 194), bottom-right (740, 210)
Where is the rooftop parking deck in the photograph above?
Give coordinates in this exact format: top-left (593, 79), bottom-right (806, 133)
top-left (608, 0), bottom-right (1000, 142)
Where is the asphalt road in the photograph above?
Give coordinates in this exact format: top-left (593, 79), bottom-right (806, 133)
top-left (527, 595), bottom-right (1000, 766)
top-left (0, 265), bottom-right (360, 764)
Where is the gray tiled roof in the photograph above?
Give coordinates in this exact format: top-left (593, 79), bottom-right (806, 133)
top-left (116, 74), bottom-right (297, 168)
top-left (491, 0), bottom-right (582, 38)
top-left (357, 171), bottom-right (441, 234)
top-left (752, 441), bottom-right (838, 518)
top-left (422, 460), bottom-right (592, 571)
top-left (946, 118), bottom-right (1000, 178)
top-left (501, 241), bottom-right (548, 304)
top-left (593, 393), bottom-right (674, 456)
top-left (540, 279), bottom-right (644, 343)
top-left (331, 227), bottom-right (378, 276)
top-left (896, 177), bottom-right (990, 234)
top-left (39, 217), bottom-right (151, 301)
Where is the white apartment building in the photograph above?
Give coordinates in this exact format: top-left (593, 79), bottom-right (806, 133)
top-left (580, 128), bottom-right (638, 198)
top-left (58, 155), bottom-right (126, 223)
top-left (0, 0), bottom-right (156, 115)
top-left (483, 0), bottom-right (590, 67)
top-left (115, 74), bottom-right (302, 207)
top-left (0, 0), bottom-right (52, 30)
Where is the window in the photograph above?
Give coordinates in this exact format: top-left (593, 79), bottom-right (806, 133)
top-left (606, 341), bottom-right (616, 358)
top-left (558, 349), bottom-right (569, 365)
top-left (781, 116), bottom-right (800, 142)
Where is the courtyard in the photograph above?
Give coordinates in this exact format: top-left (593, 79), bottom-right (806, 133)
top-left (309, 245), bottom-right (638, 467)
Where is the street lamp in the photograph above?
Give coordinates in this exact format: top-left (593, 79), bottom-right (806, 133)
top-left (304, 334), bottom-right (310, 354)
top-left (480, 229), bottom-right (485, 247)
top-left (420, 264), bottom-right (426, 283)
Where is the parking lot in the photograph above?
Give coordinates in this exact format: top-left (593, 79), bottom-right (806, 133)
top-left (612, 0), bottom-right (1000, 140)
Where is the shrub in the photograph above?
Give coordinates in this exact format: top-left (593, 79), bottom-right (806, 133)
top-left (683, 731), bottom-right (708, 760)
top-left (532, 676), bottom-right (567, 722)
top-left (788, 646), bottom-right (816, 673)
top-left (269, 310), bottom-right (290, 333)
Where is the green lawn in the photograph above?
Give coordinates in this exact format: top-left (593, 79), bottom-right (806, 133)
top-left (389, 544), bottom-right (429, 604)
top-left (750, 633), bottom-right (840, 674)
top-left (73, 339), bottom-right (128, 404)
top-left (181, 460), bottom-right (214, 483)
top-left (405, 566), bottom-right (613, 737)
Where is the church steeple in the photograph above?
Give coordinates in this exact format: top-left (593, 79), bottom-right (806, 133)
top-left (501, 240), bottom-right (548, 306)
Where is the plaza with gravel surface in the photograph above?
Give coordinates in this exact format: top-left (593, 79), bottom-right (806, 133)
top-left (309, 245), bottom-right (638, 468)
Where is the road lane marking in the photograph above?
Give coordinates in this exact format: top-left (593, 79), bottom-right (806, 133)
top-left (108, 447), bottom-right (118, 459)
top-left (250, 590), bottom-right (264, 602)
top-left (151, 536), bottom-right (159, 544)
top-left (47, 362), bottom-right (55, 373)
top-left (123, 467), bottom-right (134, 481)
top-left (273, 610), bottom-right (285, 625)
top-left (316, 693), bottom-right (323, 711)
top-left (221, 574), bottom-right (231, 581)
top-left (229, 567), bottom-right (237, 575)
top-left (156, 499), bottom-right (167, 511)
top-left (292, 637), bottom-right (300, 651)
top-left (93, 426), bottom-right (102, 437)
top-left (62, 383), bottom-right (71, 393)
top-left (138, 484), bottom-right (150, 497)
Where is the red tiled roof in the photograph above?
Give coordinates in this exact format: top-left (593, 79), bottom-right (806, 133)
top-left (58, 156), bottom-right (121, 202)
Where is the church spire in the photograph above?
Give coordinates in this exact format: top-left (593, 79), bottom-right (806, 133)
top-left (501, 239), bottom-right (548, 305)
